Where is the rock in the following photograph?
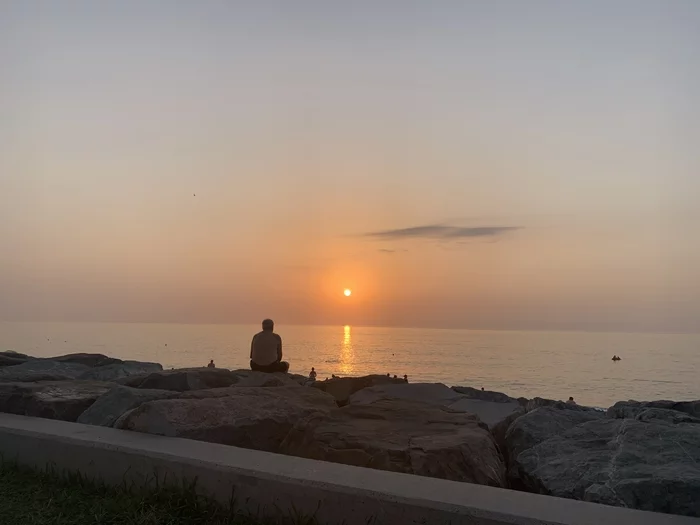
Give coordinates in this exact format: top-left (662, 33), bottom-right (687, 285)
top-left (280, 398), bottom-right (506, 487)
top-left (52, 353), bottom-right (123, 367)
top-left (77, 385), bottom-right (177, 427)
top-left (0, 380), bottom-right (112, 421)
top-left (452, 385), bottom-right (523, 404)
top-left (634, 408), bottom-right (700, 425)
top-left (0, 360), bottom-right (91, 382)
top-left (505, 406), bottom-right (604, 462)
top-left (0, 355), bottom-right (29, 368)
top-left (526, 396), bottom-right (599, 413)
top-left (0, 351), bottom-right (32, 360)
top-left (607, 399), bottom-right (700, 420)
top-left (349, 382), bottom-right (523, 456)
top-left (513, 418), bottom-right (700, 517)
top-left (123, 368), bottom-right (299, 391)
top-left (78, 361), bottom-right (163, 382)
top-left (116, 386), bottom-right (336, 451)
top-left (311, 374), bottom-right (406, 406)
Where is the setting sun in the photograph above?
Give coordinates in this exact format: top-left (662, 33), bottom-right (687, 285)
top-left (344, 289), bottom-right (352, 297)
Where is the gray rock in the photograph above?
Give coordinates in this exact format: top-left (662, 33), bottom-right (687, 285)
top-left (311, 374), bottom-right (406, 406)
top-left (123, 368), bottom-right (299, 391)
top-left (505, 406), bottom-right (605, 462)
top-left (280, 398), bottom-right (506, 487)
top-left (0, 355), bottom-right (29, 368)
top-left (0, 351), bottom-right (32, 360)
top-left (51, 353), bottom-right (123, 367)
top-left (0, 360), bottom-right (91, 382)
top-left (513, 418), bottom-right (700, 517)
top-left (349, 382), bottom-right (523, 456)
top-left (607, 399), bottom-right (700, 420)
top-left (634, 407), bottom-right (700, 425)
top-left (526, 396), bottom-right (599, 413)
top-left (116, 386), bottom-right (336, 452)
top-left (77, 385), bottom-right (176, 427)
top-left (0, 380), bottom-right (112, 421)
top-left (451, 385), bottom-right (522, 404)
top-left (78, 361), bottom-right (163, 382)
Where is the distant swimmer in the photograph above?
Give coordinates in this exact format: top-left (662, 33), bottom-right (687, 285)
top-left (207, 359), bottom-right (215, 368)
top-left (309, 367), bottom-right (317, 380)
top-left (612, 355), bottom-right (621, 361)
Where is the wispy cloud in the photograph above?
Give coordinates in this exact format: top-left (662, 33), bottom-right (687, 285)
top-left (364, 224), bottom-right (520, 241)
top-left (378, 248), bottom-right (408, 254)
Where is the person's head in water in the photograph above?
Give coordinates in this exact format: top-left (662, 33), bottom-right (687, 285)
top-left (262, 319), bottom-right (274, 332)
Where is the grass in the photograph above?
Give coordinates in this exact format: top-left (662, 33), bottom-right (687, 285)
top-left (0, 461), bottom-right (319, 525)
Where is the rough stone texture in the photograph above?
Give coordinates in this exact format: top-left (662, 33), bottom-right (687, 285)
top-left (311, 375), bottom-right (406, 406)
top-left (52, 353), bottom-right (123, 367)
top-left (123, 368), bottom-right (299, 391)
top-left (607, 400), bottom-right (700, 420)
top-left (452, 385), bottom-right (524, 405)
top-left (633, 407), bottom-right (700, 425)
top-left (0, 355), bottom-right (29, 368)
top-left (280, 398), bottom-right (507, 487)
top-left (526, 396), bottom-right (599, 413)
top-left (505, 406), bottom-right (605, 463)
top-left (0, 361), bottom-right (91, 382)
top-left (116, 386), bottom-right (336, 452)
top-left (512, 418), bottom-right (700, 517)
top-left (78, 361), bottom-right (163, 382)
top-left (0, 380), bottom-right (112, 421)
top-left (77, 385), bottom-right (177, 427)
top-left (349, 382), bottom-right (523, 458)
top-left (0, 351), bottom-right (32, 360)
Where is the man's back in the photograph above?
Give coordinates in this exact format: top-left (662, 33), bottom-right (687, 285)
top-left (251, 330), bottom-right (281, 366)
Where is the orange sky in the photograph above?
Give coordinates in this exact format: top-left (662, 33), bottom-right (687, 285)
top-left (1, 2), bottom-right (699, 331)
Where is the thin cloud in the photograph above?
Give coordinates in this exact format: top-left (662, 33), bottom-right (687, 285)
top-left (378, 248), bottom-right (408, 254)
top-left (364, 224), bottom-right (520, 241)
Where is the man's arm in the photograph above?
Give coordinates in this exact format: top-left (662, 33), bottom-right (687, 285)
top-left (276, 334), bottom-right (283, 362)
top-left (250, 334), bottom-right (256, 359)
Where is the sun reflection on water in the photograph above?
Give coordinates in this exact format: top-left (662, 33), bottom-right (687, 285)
top-left (339, 325), bottom-right (355, 375)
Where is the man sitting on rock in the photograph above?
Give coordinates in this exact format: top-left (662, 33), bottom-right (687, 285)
top-left (250, 319), bottom-right (289, 373)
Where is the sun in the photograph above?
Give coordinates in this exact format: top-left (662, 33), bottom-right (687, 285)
top-left (343, 289), bottom-right (352, 297)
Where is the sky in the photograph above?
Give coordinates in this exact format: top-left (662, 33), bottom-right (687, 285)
top-left (1, 1), bottom-right (699, 331)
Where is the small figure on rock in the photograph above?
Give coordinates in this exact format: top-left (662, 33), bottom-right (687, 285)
top-left (250, 319), bottom-right (289, 373)
top-left (207, 359), bottom-right (215, 368)
top-left (386, 373), bottom-right (390, 377)
top-left (393, 374), bottom-right (397, 379)
top-left (309, 367), bottom-right (317, 380)
top-left (567, 396), bottom-right (576, 405)
top-left (332, 374), bottom-right (337, 379)
top-left (403, 374), bottom-right (408, 383)
top-left (481, 387), bottom-right (485, 391)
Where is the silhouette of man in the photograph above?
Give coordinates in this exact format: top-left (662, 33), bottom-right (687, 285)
top-left (250, 319), bottom-right (289, 373)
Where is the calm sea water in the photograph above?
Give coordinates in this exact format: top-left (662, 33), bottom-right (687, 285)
top-left (1, 322), bottom-right (698, 408)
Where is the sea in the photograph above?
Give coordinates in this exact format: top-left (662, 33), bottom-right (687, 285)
top-left (1, 322), bottom-right (699, 408)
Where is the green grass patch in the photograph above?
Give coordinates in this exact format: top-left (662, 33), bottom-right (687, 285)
top-left (0, 461), bottom-right (318, 525)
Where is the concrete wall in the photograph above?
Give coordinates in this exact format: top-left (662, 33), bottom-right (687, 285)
top-left (0, 413), bottom-right (697, 525)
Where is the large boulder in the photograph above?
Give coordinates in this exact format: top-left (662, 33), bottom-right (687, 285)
top-left (0, 351), bottom-right (32, 360)
top-left (78, 361), bottom-right (163, 382)
top-left (51, 353), bottom-right (123, 367)
top-left (452, 385), bottom-right (526, 405)
top-left (0, 354), bottom-right (29, 368)
top-left (280, 398), bottom-right (506, 487)
top-left (607, 399), bottom-right (700, 420)
top-left (311, 374), bottom-right (405, 406)
top-left (505, 406), bottom-right (605, 463)
top-left (0, 380), bottom-right (112, 421)
top-left (526, 396), bottom-right (599, 413)
top-left (77, 385), bottom-right (177, 427)
top-left (0, 360), bottom-right (91, 382)
top-left (122, 368), bottom-right (298, 391)
top-left (512, 418), bottom-right (700, 517)
top-left (116, 386), bottom-right (336, 452)
top-left (349, 383), bottom-right (523, 455)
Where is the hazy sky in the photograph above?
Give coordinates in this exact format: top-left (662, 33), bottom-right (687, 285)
top-left (2, 1), bottom-right (699, 331)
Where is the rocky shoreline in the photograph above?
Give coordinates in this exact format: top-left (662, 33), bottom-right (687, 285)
top-left (0, 350), bottom-right (698, 518)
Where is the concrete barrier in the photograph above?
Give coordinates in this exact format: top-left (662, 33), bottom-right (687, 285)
top-left (0, 413), bottom-right (697, 525)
